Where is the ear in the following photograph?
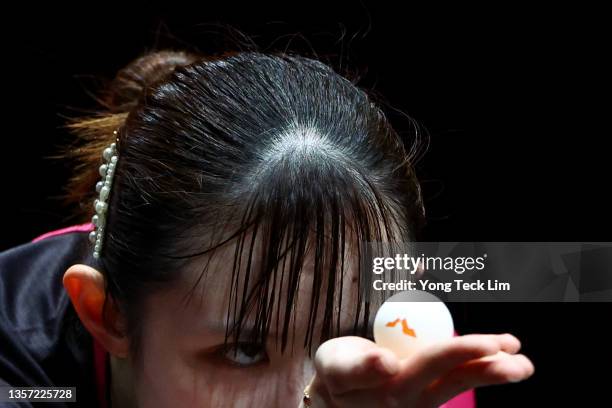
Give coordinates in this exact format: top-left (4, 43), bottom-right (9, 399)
top-left (63, 264), bottom-right (130, 358)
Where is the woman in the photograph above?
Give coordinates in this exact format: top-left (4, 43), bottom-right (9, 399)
top-left (0, 50), bottom-right (533, 407)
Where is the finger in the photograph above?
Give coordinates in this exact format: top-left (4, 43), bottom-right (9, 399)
top-left (463, 333), bottom-right (522, 354)
top-left (314, 336), bottom-right (400, 394)
top-left (392, 333), bottom-right (520, 390)
top-left (421, 351), bottom-right (535, 408)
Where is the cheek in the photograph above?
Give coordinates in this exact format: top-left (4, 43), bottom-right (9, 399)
top-left (132, 334), bottom-right (202, 407)
top-left (132, 338), bottom-right (315, 408)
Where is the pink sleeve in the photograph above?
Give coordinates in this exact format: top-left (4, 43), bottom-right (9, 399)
top-left (441, 388), bottom-right (476, 408)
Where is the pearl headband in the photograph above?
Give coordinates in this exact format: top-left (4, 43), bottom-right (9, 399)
top-left (89, 130), bottom-right (119, 259)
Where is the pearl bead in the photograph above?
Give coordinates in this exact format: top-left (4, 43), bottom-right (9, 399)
top-left (100, 186), bottom-right (110, 201)
top-left (91, 140), bottom-right (119, 259)
top-left (95, 201), bottom-right (108, 214)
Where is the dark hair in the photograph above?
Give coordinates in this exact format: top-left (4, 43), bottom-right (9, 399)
top-left (62, 49), bottom-right (425, 359)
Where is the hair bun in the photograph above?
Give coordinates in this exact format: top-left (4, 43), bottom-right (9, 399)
top-left (106, 50), bottom-right (200, 113)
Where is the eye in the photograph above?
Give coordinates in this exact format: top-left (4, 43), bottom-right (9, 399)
top-left (219, 342), bottom-right (269, 367)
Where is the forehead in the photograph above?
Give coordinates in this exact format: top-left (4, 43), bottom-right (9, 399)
top-left (145, 231), bottom-right (365, 348)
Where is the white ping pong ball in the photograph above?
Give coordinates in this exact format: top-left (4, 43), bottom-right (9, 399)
top-left (373, 290), bottom-right (454, 359)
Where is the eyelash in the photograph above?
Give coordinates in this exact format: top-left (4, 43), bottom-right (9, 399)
top-left (216, 342), bottom-right (270, 368)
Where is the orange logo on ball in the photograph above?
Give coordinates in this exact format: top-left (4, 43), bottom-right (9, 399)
top-left (386, 318), bottom-right (417, 337)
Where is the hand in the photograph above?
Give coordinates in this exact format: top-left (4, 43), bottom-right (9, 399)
top-left (303, 333), bottom-right (534, 407)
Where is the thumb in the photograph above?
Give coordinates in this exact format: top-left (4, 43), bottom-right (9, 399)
top-left (314, 336), bottom-right (400, 394)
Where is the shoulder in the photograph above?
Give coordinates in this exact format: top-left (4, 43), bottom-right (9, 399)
top-left (0, 225), bottom-right (99, 407)
top-left (0, 226), bottom-right (91, 332)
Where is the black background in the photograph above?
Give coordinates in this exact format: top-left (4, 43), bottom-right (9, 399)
top-left (2, 2), bottom-right (610, 406)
